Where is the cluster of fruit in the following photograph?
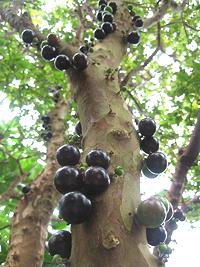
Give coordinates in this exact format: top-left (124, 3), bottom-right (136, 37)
top-left (41, 115), bottom-right (52, 141)
top-left (138, 118), bottom-right (168, 178)
top-left (94, 0), bottom-right (117, 40)
top-left (21, 30), bottom-right (88, 71)
top-left (126, 5), bottom-right (143, 45)
top-left (48, 145), bottom-right (111, 258)
top-left (136, 196), bottom-right (173, 246)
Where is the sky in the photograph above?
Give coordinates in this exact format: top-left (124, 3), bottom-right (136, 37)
top-left (0, 0), bottom-right (199, 266)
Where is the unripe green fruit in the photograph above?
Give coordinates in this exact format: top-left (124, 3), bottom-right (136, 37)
top-left (136, 197), bottom-right (167, 228)
top-left (115, 165), bottom-right (124, 176)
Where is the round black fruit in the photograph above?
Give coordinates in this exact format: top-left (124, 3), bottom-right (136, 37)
top-left (99, 0), bottom-right (107, 5)
top-left (75, 121), bottom-right (82, 136)
top-left (135, 18), bottom-right (144, 28)
top-left (108, 2), bottom-right (117, 14)
top-left (165, 202), bottom-right (174, 222)
top-left (94, 28), bottom-right (106, 40)
top-left (21, 29), bottom-right (35, 44)
top-left (56, 144), bottom-right (80, 166)
top-left (41, 45), bottom-right (58, 61)
top-left (22, 185), bottom-right (31, 194)
top-left (48, 230), bottom-right (72, 258)
top-left (86, 149), bottom-right (110, 169)
top-left (146, 152), bottom-right (168, 174)
top-left (102, 22), bottom-right (113, 34)
top-left (103, 13), bottom-right (114, 23)
top-left (47, 33), bottom-right (59, 47)
top-left (146, 226), bottom-right (167, 246)
top-left (54, 166), bottom-right (82, 194)
top-left (138, 118), bottom-right (156, 137)
top-left (72, 53), bottom-right (88, 71)
top-left (41, 115), bottom-right (50, 124)
top-left (132, 15), bottom-right (141, 22)
top-left (59, 192), bottom-right (92, 224)
top-left (140, 136), bottom-right (159, 154)
top-left (127, 31), bottom-right (140, 44)
top-left (84, 166), bottom-right (110, 195)
top-left (54, 55), bottom-right (71, 71)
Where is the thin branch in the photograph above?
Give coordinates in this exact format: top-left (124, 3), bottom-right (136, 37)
top-left (120, 23), bottom-right (161, 88)
top-left (0, 173), bottom-right (28, 203)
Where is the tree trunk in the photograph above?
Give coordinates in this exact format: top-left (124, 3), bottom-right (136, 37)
top-left (68, 3), bottom-right (161, 266)
top-left (5, 101), bottom-right (68, 267)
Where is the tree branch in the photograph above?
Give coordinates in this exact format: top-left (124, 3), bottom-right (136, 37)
top-left (120, 23), bottom-right (161, 88)
top-left (168, 110), bottom-right (200, 208)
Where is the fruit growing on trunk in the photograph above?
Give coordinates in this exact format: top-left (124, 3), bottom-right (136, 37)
top-left (21, 29), bottom-right (35, 44)
top-left (140, 136), bottom-right (159, 154)
top-left (75, 121), bottom-right (82, 136)
top-left (54, 166), bottom-right (82, 194)
top-left (72, 53), bottom-right (88, 71)
top-left (48, 230), bottom-right (72, 258)
top-left (86, 149), bottom-right (110, 169)
top-left (138, 118), bottom-right (156, 137)
top-left (146, 226), bottom-right (167, 246)
top-left (136, 197), bottom-right (167, 228)
top-left (56, 144), bottom-right (80, 166)
top-left (54, 55), bottom-right (71, 71)
top-left (59, 192), bottom-right (92, 224)
top-left (83, 166), bottom-right (110, 195)
top-left (127, 31), bottom-right (140, 44)
top-left (146, 152), bottom-right (168, 174)
top-left (41, 45), bottom-right (58, 61)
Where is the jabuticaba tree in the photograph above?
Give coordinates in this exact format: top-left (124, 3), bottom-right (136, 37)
top-left (0, 0), bottom-right (199, 267)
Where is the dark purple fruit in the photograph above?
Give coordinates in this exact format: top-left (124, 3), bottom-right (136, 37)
top-left (146, 226), bottom-right (167, 246)
top-left (75, 121), bottom-right (82, 136)
top-left (140, 136), bottom-right (159, 154)
top-left (41, 45), bottom-right (58, 61)
top-left (142, 163), bottom-right (159, 179)
top-left (146, 152), bottom-right (168, 174)
top-left (21, 29), bottom-right (35, 44)
top-left (138, 118), bottom-right (156, 137)
top-left (72, 53), bottom-right (88, 71)
top-left (56, 144), bottom-right (80, 166)
top-left (84, 166), bottom-right (110, 195)
top-left (103, 13), bottom-right (114, 23)
top-left (173, 209), bottom-right (186, 221)
top-left (135, 18), bottom-right (144, 28)
top-left (22, 186), bottom-right (31, 194)
top-left (94, 28), bottom-right (106, 40)
top-left (47, 33), bottom-right (59, 47)
top-left (59, 192), bottom-right (92, 224)
top-left (79, 45), bottom-right (88, 55)
top-left (54, 55), bottom-right (71, 71)
top-left (48, 230), bottom-right (72, 258)
top-left (101, 22), bottom-right (113, 34)
top-left (99, 0), bottom-right (107, 5)
top-left (86, 149), bottom-right (110, 169)
top-left (127, 31), bottom-right (140, 44)
top-left (108, 2), bottom-right (117, 14)
top-left (54, 166), bottom-right (82, 194)
top-left (96, 11), bottom-right (103, 21)
top-left (41, 115), bottom-right (50, 124)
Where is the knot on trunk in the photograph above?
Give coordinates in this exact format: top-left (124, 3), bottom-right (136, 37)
top-left (102, 230), bottom-right (120, 249)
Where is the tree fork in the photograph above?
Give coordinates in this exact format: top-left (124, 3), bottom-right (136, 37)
top-left (5, 101), bottom-right (69, 267)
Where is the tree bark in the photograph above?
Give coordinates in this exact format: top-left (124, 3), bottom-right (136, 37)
top-left (5, 101), bottom-right (68, 267)
top-left (68, 2), bottom-right (161, 266)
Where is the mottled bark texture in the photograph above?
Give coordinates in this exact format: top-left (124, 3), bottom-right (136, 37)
top-left (5, 101), bottom-right (68, 267)
top-left (68, 2), bottom-right (160, 267)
